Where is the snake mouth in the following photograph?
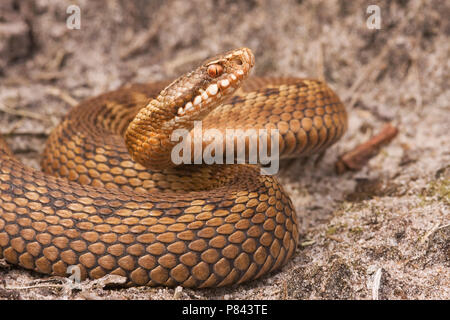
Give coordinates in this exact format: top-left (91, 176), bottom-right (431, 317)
top-left (175, 70), bottom-right (243, 117)
top-left (173, 48), bottom-right (254, 119)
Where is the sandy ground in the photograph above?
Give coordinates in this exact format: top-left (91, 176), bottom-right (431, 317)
top-left (0, 0), bottom-right (448, 300)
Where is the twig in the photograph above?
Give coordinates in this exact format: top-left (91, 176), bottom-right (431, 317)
top-left (119, 5), bottom-right (168, 60)
top-left (46, 87), bottom-right (79, 107)
top-left (0, 102), bottom-right (53, 123)
top-left (372, 268), bottom-right (383, 300)
top-left (4, 278), bottom-right (68, 290)
top-left (4, 118), bottom-right (24, 135)
top-left (335, 124), bottom-right (398, 174)
top-left (300, 239), bottom-right (316, 247)
top-left (436, 223), bottom-right (450, 231)
top-left (46, 48), bottom-right (70, 71)
top-left (5, 283), bottom-right (64, 290)
top-left (419, 222), bottom-right (449, 244)
top-left (326, 234), bottom-right (344, 242)
top-left (346, 50), bottom-right (389, 109)
top-left (120, 26), bottom-right (159, 60)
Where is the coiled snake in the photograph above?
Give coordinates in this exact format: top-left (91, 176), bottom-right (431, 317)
top-left (0, 48), bottom-right (347, 288)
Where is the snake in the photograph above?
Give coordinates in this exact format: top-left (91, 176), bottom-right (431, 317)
top-left (0, 48), bottom-right (347, 288)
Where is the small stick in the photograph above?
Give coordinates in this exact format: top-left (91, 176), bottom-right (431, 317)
top-left (419, 223), bottom-right (449, 244)
top-left (120, 28), bottom-right (159, 60)
top-left (335, 124), bottom-right (399, 174)
top-left (326, 234), bottom-right (344, 242)
top-left (4, 278), bottom-right (67, 290)
top-left (5, 283), bottom-right (64, 290)
top-left (0, 102), bottom-right (52, 122)
top-left (46, 87), bottom-right (79, 107)
top-left (372, 268), bottom-right (383, 300)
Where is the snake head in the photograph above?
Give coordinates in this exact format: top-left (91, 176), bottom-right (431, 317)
top-left (175, 47), bottom-right (254, 120)
top-left (125, 48), bottom-right (254, 169)
top-left (159, 47), bottom-right (254, 125)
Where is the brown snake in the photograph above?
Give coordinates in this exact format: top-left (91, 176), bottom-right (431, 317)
top-left (0, 48), bottom-right (347, 288)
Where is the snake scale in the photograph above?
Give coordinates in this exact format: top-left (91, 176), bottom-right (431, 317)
top-left (0, 48), bottom-right (347, 288)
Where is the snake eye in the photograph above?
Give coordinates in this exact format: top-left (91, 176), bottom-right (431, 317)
top-left (207, 64), bottom-right (223, 78)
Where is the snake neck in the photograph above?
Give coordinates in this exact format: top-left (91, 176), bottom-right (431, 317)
top-left (124, 96), bottom-right (193, 171)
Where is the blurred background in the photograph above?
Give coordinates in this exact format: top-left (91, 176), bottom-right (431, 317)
top-left (0, 0), bottom-right (448, 300)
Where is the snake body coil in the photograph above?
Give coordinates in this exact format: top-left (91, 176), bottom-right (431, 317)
top-left (0, 48), bottom-right (347, 288)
